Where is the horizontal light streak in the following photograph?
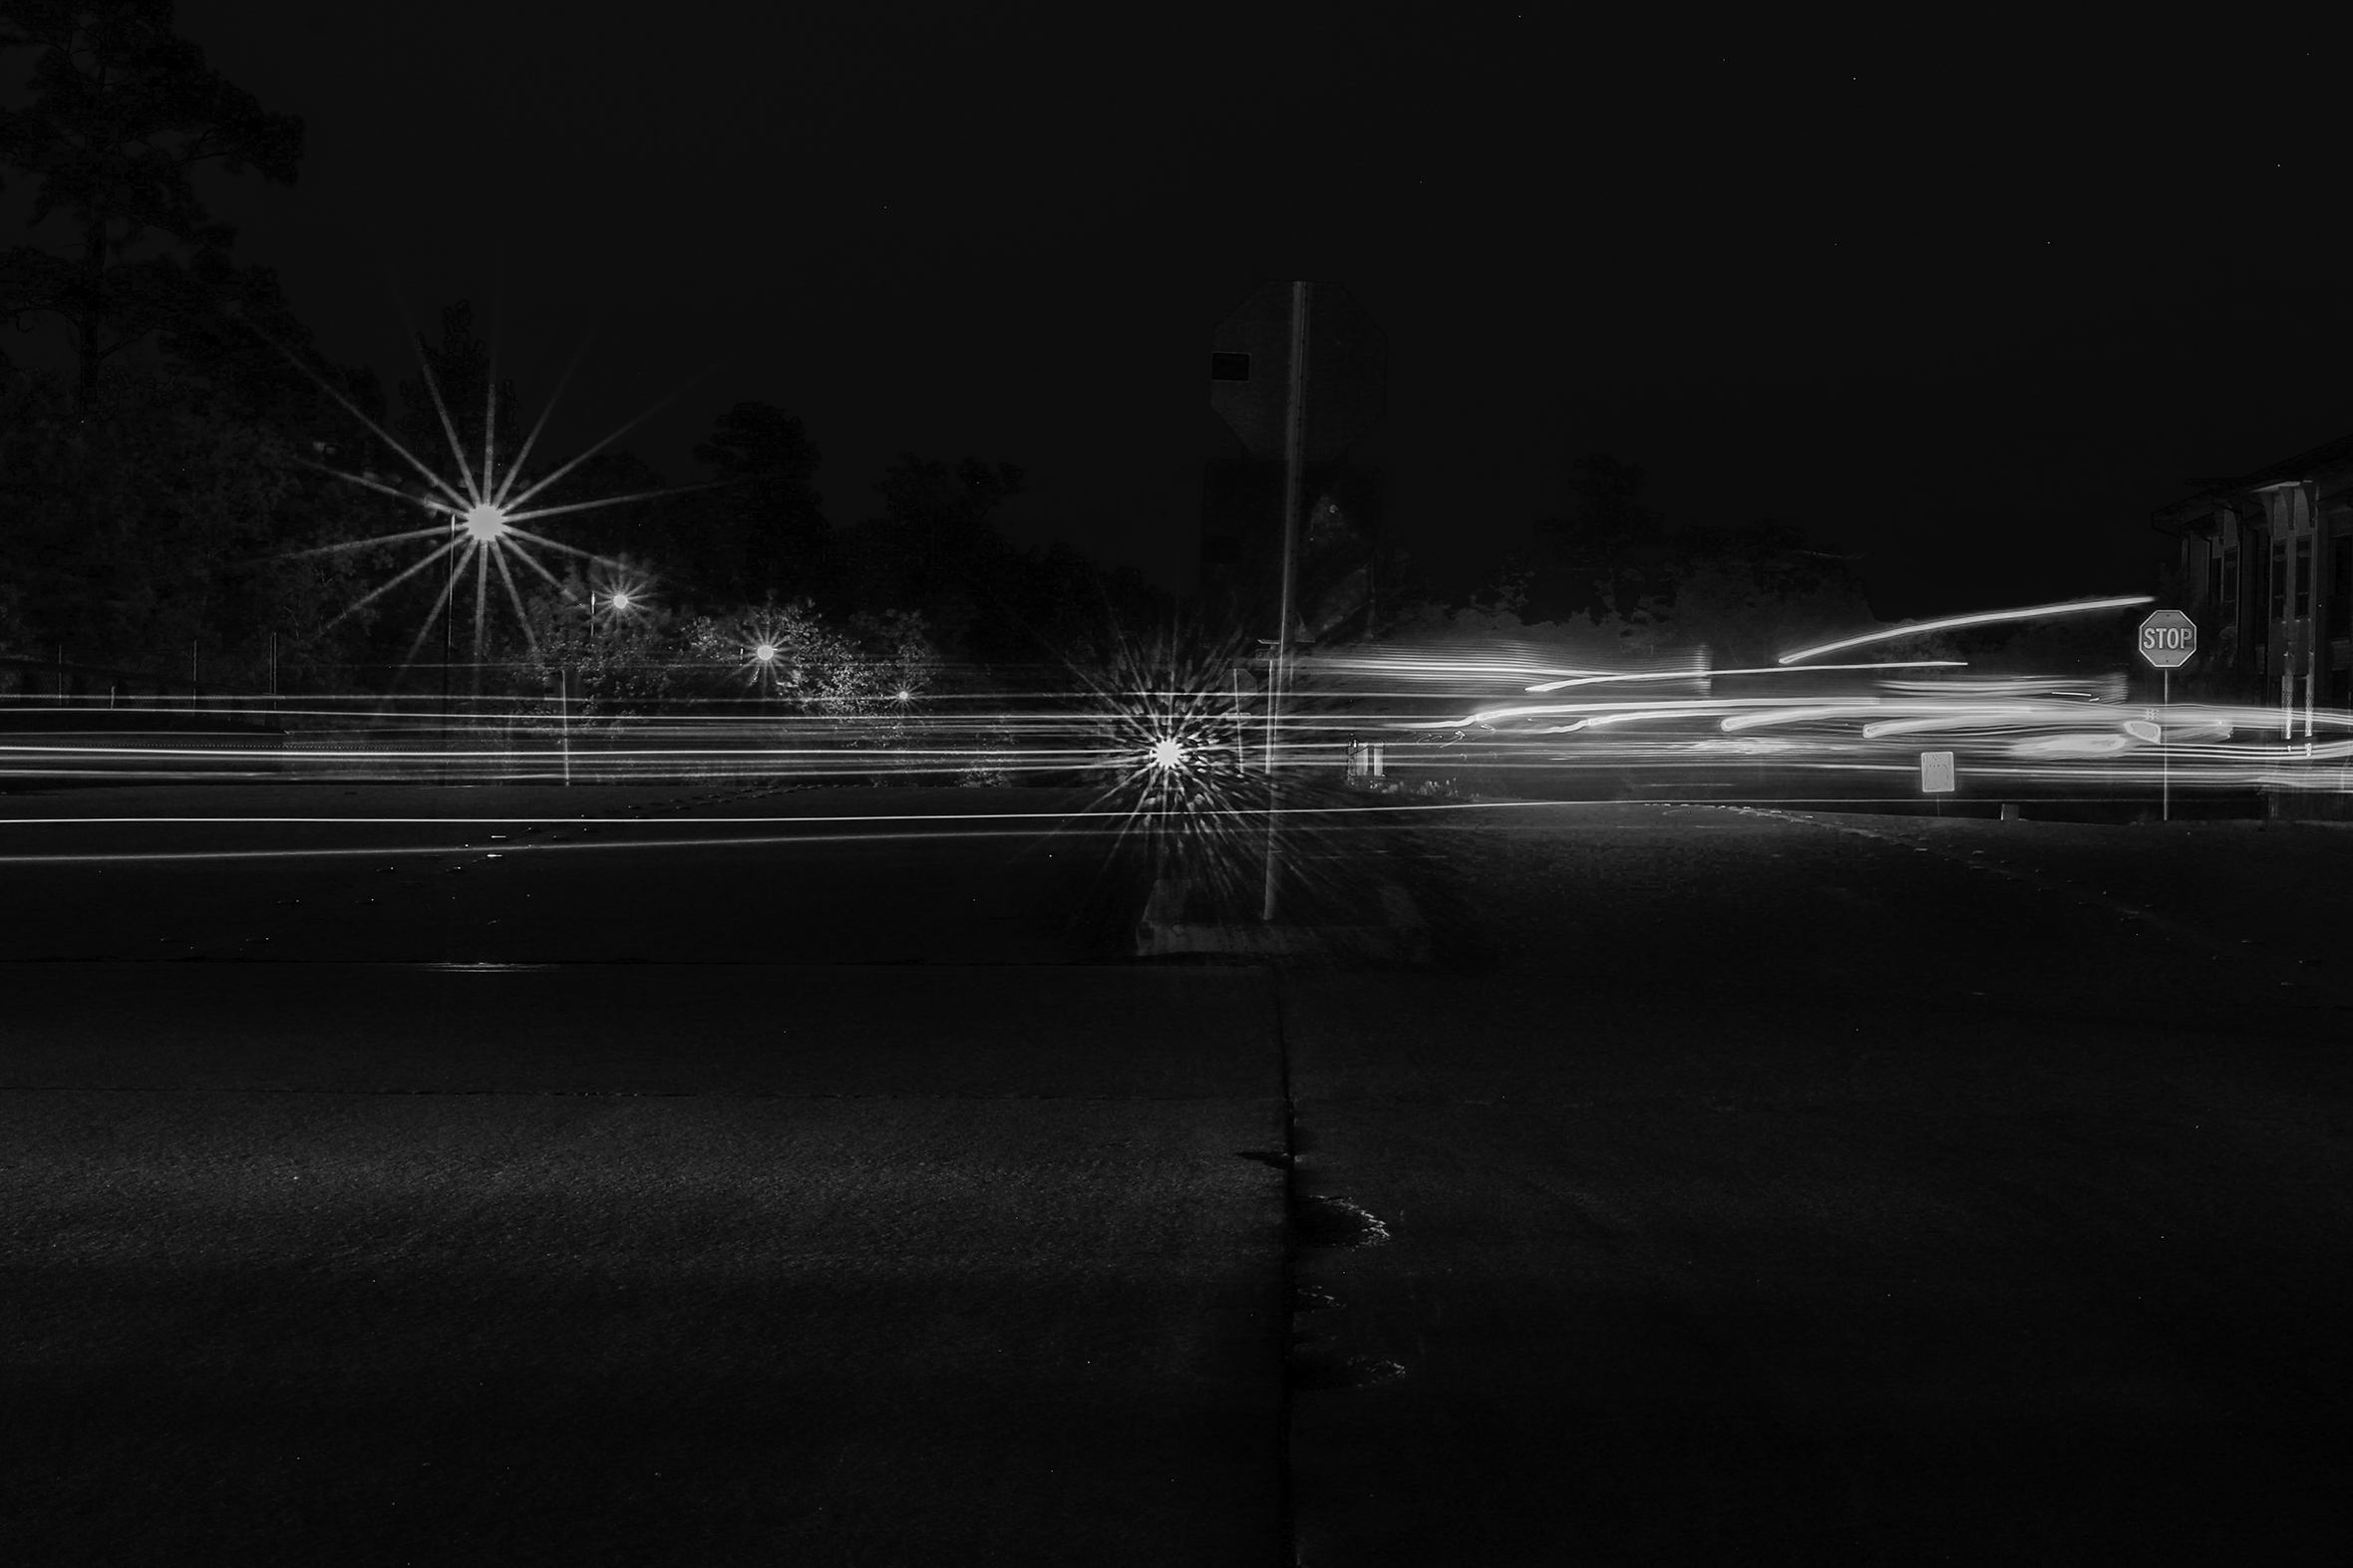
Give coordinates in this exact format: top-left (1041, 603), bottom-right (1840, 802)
top-left (1523, 659), bottom-right (1964, 694)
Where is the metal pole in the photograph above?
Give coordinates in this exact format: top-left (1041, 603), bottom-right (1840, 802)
top-left (2304, 627), bottom-right (2316, 758)
top-left (1262, 280), bottom-right (1311, 922)
top-left (441, 520), bottom-right (456, 773)
top-left (2162, 667), bottom-right (2170, 822)
top-left (1233, 664), bottom-right (1246, 771)
top-left (559, 665), bottom-right (572, 786)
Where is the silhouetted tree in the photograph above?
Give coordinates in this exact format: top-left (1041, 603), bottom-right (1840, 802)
top-left (393, 300), bottom-right (518, 497)
top-left (0, 0), bottom-right (302, 414)
top-left (0, 355), bottom-right (399, 678)
top-left (1524, 453), bottom-right (1672, 625)
top-left (840, 454), bottom-right (1026, 654)
top-left (687, 400), bottom-right (832, 604)
top-left (164, 249), bottom-right (382, 437)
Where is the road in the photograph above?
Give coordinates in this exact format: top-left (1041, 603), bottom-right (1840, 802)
top-left (1, 784), bottom-right (2347, 1564)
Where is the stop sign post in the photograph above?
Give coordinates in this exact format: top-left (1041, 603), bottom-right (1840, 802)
top-left (1208, 282), bottom-right (1386, 921)
top-left (2137, 609), bottom-right (2195, 821)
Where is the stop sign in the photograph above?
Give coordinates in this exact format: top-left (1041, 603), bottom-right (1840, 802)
top-left (2137, 609), bottom-right (2195, 669)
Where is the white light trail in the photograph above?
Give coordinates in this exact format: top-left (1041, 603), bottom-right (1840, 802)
top-left (1523, 659), bottom-right (1963, 694)
top-left (1777, 596), bottom-right (2154, 664)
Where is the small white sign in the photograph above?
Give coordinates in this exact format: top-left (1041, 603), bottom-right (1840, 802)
top-left (1920, 751), bottom-right (1956, 793)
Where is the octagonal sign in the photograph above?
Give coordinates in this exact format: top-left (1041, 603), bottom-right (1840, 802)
top-left (2137, 609), bottom-right (2195, 669)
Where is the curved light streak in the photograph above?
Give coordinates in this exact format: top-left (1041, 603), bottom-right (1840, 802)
top-left (1777, 596), bottom-right (2154, 665)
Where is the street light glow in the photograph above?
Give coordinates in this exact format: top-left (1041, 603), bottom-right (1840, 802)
top-left (1148, 737), bottom-right (1186, 770)
top-left (462, 502), bottom-right (510, 543)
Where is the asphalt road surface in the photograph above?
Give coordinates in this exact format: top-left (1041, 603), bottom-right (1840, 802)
top-left (2, 784), bottom-right (2347, 1564)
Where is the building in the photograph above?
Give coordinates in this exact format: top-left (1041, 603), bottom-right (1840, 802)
top-left (2151, 435), bottom-right (2353, 718)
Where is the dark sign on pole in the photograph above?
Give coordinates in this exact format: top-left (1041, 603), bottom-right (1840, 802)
top-left (1209, 281), bottom-right (1386, 463)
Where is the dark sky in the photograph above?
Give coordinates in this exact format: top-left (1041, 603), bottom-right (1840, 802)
top-left (8, 7), bottom-right (2349, 618)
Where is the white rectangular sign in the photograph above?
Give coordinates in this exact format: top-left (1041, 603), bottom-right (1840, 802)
top-left (1920, 751), bottom-right (1956, 793)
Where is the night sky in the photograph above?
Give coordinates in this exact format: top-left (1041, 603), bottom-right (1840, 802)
top-left (7, 7), bottom-right (2347, 619)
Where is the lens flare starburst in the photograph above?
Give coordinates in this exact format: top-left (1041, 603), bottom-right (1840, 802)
top-left (584, 565), bottom-right (656, 632)
top-left (248, 308), bottom-right (717, 685)
top-left (1054, 622), bottom-right (1271, 898)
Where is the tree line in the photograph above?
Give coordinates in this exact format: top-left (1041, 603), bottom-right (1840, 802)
top-left (0, 1), bottom-right (1166, 701)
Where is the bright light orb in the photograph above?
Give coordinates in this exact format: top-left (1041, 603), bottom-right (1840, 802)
top-left (752, 642), bottom-right (779, 664)
top-left (1147, 737), bottom-right (1186, 771)
top-left (607, 590), bottom-right (633, 612)
top-left (463, 502), bottom-right (510, 543)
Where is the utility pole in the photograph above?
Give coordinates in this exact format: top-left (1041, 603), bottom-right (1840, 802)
top-left (1206, 278), bottom-right (1386, 924)
top-left (441, 520), bottom-right (456, 771)
top-left (1262, 281), bottom-right (1311, 921)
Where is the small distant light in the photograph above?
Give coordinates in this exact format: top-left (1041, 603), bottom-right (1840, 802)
top-left (753, 642), bottom-right (779, 663)
top-left (608, 590), bottom-right (633, 612)
top-left (895, 688), bottom-right (912, 703)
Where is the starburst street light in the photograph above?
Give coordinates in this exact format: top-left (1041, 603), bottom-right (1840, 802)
top-left (1148, 736), bottom-right (1187, 771)
top-left (462, 502), bottom-right (511, 543)
top-left (584, 566), bottom-right (655, 632)
top-left (245, 306), bottom-right (721, 686)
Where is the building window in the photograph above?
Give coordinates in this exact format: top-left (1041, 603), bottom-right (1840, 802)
top-left (2222, 545), bottom-right (2238, 611)
top-left (2333, 537), bottom-right (2352, 640)
top-left (2294, 535), bottom-right (2313, 618)
top-left (2271, 539), bottom-right (2288, 622)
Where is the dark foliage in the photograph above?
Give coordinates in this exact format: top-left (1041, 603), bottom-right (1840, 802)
top-left (392, 300), bottom-right (519, 499)
top-left (1509, 453), bottom-right (1874, 663)
top-left (0, 0), bottom-right (303, 412)
top-left (688, 401), bottom-right (831, 603)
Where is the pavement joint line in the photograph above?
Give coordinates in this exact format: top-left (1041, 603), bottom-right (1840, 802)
top-left (1270, 963), bottom-right (1299, 1561)
top-left (0, 826), bottom-right (1137, 867)
top-left (0, 800), bottom-right (1615, 830)
top-left (0, 1086), bottom-right (1268, 1101)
